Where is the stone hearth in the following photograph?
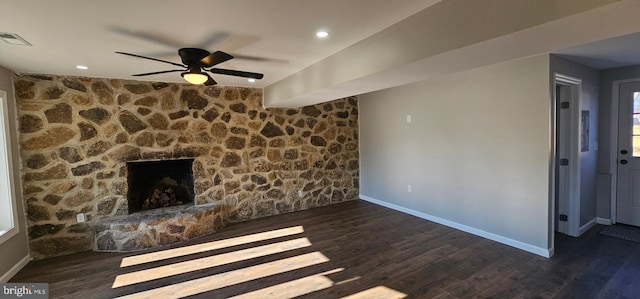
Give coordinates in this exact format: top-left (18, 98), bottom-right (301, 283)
top-left (15, 74), bottom-right (359, 259)
top-left (94, 204), bottom-right (224, 252)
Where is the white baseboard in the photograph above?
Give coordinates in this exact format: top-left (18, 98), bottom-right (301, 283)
top-left (360, 195), bottom-right (551, 258)
top-left (579, 218), bottom-right (598, 235)
top-left (0, 255), bottom-right (30, 283)
top-left (597, 218), bottom-right (612, 225)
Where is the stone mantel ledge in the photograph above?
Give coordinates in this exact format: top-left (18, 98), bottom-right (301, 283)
top-left (94, 203), bottom-right (226, 252)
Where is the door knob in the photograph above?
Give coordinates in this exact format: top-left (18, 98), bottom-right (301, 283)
top-left (621, 150), bottom-right (628, 155)
top-left (621, 159), bottom-right (629, 164)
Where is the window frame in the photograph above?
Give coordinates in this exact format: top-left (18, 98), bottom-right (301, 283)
top-left (0, 89), bottom-right (20, 244)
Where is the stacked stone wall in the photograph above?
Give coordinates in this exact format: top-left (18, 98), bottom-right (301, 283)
top-left (14, 74), bottom-right (359, 259)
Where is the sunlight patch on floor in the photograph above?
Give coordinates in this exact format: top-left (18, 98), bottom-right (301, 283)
top-left (115, 251), bottom-right (330, 299)
top-left (341, 286), bottom-right (407, 299)
top-left (119, 226), bottom-right (304, 267)
top-left (228, 268), bottom-right (344, 299)
top-left (113, 237), bottom-right (312, 288)
top-left (334, 276), bottom-right (362, 285)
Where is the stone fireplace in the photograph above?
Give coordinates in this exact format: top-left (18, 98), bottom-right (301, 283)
top-left (15, 74), bottom-right (360, 258)
top-left (126, 159), bottom-right (195, 213)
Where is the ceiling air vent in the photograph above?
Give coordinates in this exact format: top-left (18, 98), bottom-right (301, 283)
top-left (0, 32), bottom-right (32, 46)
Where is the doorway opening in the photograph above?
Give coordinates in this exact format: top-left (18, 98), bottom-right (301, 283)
top-left (552, 74), bottom-right (581, 240)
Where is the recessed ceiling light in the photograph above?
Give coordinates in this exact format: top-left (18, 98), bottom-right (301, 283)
top-left (316, 31), bottom-right (329, 38)
top-left (76, 65), bottom-right (88, 70)
top-left (248, 78), bottom-right (256, 83)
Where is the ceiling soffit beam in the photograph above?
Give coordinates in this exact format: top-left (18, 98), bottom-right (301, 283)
top-left (264, 0), bottom-right (625, 108)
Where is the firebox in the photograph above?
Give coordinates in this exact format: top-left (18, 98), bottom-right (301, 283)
top-left (126, 159), bottom-right (195, 214)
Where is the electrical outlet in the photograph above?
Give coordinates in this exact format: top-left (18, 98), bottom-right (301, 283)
top-left (407, 185), bottom-right (412, 192)
top-left (76, 213), bottom-right (86, 223)
top-left (406, 114), bottom-right (412, 123)
top-left (298, 190), bottom-right (303, 197)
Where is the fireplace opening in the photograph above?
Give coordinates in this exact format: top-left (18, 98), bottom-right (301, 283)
top-left (126, 159), bottom-right (195, 214)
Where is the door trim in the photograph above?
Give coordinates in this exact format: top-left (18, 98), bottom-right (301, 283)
top-left (611, 78), bottom-right (640, 224)
top-left (552, 73), bottom-right (581, 237)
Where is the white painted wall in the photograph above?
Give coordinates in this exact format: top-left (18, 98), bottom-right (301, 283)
top-left (359, 55), bottom-right (552, 255)
top-left (0, 66), bottom-right (30, 282)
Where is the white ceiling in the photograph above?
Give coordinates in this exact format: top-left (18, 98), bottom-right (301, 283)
top-left (0, 0), bottom-right (438, 88)
top-left (3, 0), bottom-right (640, 108)
top-left (555, 32), bottom-right (640, 70)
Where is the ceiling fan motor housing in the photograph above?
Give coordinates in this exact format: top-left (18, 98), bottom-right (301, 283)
top-left (178, 48), bottom-right (211, 66)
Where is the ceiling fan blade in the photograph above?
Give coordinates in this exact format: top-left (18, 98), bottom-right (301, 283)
top-left (116, 52), bottom-right (185, 68)
top-left (109, 26), bottom-right (184, 48)
top-left (208, 68), bottom-right (264, 79)
top-left (232, 54), bottom-right (289, 64)
top-left (203, 74), bottom-right (217, 86)
top-left (197, 32), bottom-right (230, 49)
top-left (199, 51), bottom-right (234, 67)
top-left (131, 69), bottom-right (185, 77)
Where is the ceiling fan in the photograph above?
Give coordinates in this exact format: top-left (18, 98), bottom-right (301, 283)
top-left (116, 48), bottom-right (264, 86)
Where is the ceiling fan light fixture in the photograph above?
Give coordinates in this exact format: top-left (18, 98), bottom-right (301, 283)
top-left (181, 71), bottom-right (208, 85)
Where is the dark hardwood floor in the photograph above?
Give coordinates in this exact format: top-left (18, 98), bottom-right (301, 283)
top-left (10, 200), bottom-right (640, 298)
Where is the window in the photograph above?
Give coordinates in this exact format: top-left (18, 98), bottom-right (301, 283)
top-left (0, 89), bottom-right (19, 243)
top-left (631, 92), bottom-right (640, 157)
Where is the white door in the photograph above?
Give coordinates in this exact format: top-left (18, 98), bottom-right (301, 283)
top-left (617, 81), bottom-right (640, 226)
top-left (556, 84), bottom-right (571, 235)
top-left (554, 74), bottom-right (581, 237)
